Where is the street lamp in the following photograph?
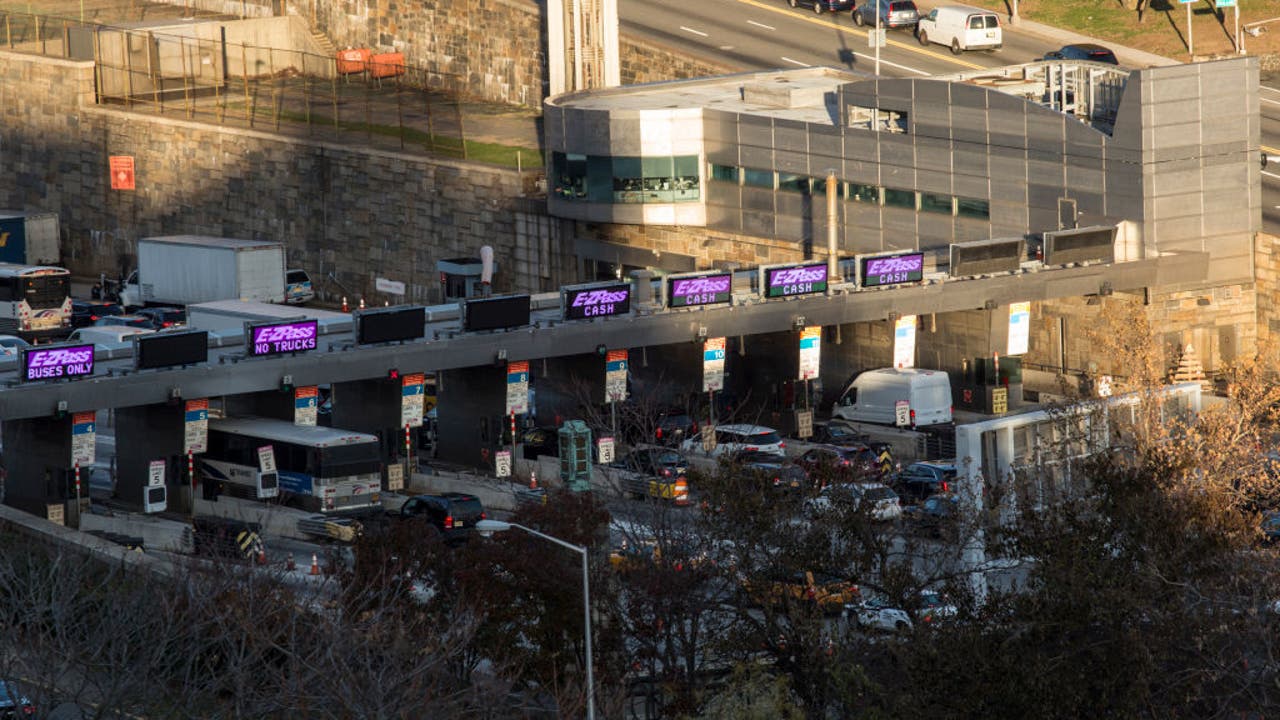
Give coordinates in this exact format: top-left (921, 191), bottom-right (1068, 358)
top-left (476, 519), bottom-right (595, 720)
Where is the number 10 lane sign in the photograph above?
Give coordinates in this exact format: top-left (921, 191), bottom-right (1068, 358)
top-left (506, 361), bottom-right (530, 416)
top-left (703, 337), bottom-right (726, 392)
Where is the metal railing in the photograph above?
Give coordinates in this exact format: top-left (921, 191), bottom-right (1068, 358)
top-left (1, 10), bottom-right (541, 166)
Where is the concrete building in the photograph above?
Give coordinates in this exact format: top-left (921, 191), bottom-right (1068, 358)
top-left (543, 57), bottom-right (1260, 372)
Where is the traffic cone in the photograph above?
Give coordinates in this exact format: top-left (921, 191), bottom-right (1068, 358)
top-left (529, 469), bottom-right (538, 490)
top-left (341, 296), bottom-right (349, 312)
top-left (286, 553), bottom-right (296, 571)
top-left (257, 548), bottom-right (267, 566)
top-left (309, 553), bottom-right (321, 576)
top-left (359, 297), bottom-right (366, 310)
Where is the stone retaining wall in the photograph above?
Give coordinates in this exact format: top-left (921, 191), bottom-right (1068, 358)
top-left (0, 49), bottom-right (567, 302)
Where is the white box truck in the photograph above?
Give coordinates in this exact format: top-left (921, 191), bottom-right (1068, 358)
top-left (118, 236), bottom-right (286, 309)
top-left (831, 368), bottom-right (953, 428)
top-left (0, 211), bottom-right (61, 265)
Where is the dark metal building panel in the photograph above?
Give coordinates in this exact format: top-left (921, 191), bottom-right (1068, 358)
top-left (774, 118), bottom-right (811, 154)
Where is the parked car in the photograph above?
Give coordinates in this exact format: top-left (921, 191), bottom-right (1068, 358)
top-left (285, 268), bottom-right (316, 305)
top-left (0, 335), bottom-right (29, 358)
top-left (744, 570), bottom-right (861, 614)
top-left (786, 0), bottom-right (854, 14)
top-left (135, 305), bottom-right (186, 329)
top-left (681, 423), bottom-right (785, 458)
top-left (903, 493), bottom-right (960, 536)
top-left (397, 493), bottom-right (487, 545)
top-left (891, 461), bottom-right (957, 503)
top-left (0, 680), bottom-right (36, 716)
top-left (844, 595), bottom-right (913, 633)
top-left (852, 0), bottom-right (919, 28)
top-left (71, 298), bottom-right (125, 328)
top-left (805, 482), bottom-right (902, 521)
top-left (733, 450), bottom-right (808, 491)
top-left (796, 445), bottom-right (881, 484)
top-left (95, 313), bottom-right (157, 330)
top-left (1042, 43), bottom-right (1118, 65)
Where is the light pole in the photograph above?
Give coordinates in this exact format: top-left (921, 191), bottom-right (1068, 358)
top-left (477, 519), bottom-right (595, 720)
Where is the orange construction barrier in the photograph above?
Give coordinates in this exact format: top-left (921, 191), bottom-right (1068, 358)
top-left (369, 52), bottom-right (406, 79)
top-left (336, 48), bottom-right (372, 75)
top-left (529, 469), bottom-right (538, 490)
top-left (309, 553), bottom-right (321, 576)
top-left (673, 478), bottom-right (690, 506)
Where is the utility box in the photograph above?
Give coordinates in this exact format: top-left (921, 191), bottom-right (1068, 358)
top-left (558, 420), bottom-right (593, 493)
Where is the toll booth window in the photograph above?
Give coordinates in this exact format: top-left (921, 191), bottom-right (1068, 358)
top-left (442, 273), bottom-right (470, 300)
top-left (710, 164), bottom-right (738, 183)
top-left (883, 188), bottom-right (916, 210)
top-left (611, 157), bottom-right (643, 203)
top-left (846, 183), bottom-right (880, 204)
top-left (552, 152), bottom-right (588, 201)
top-left (778, 174), bottom-right (812, 194)
top-left (957, 197), bottom-right (991, 219)
top-left (673, 156), bottom-right (700, 200)
top-left (742, 168), bottom-right (775, 189)
top-left (920, 193), bottom-right (954, 214)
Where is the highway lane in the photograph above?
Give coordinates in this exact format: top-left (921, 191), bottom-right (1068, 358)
top-left (622, 0), bottom-right (1280, 235)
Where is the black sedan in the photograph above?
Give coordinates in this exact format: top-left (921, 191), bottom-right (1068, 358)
top-left (71, 299), bottom-right (124, 328)
top-left (732, 450), bottom-right (808, 491)
top-left (1043, 43), bottom-right (1119, 65)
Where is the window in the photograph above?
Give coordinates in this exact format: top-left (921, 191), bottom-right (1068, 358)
top-left (674, 156), bottom-right (700, 200)
top-left (551, 152), bottom-right (587, 200)
top-left (711, 164), bottom-right (738, 182)
top-left (847, 183), bottom-right (879, 203)
top-left (957, 198), bottom-right (990, 219)
top-left (920, 193), bottom-right (953, 214)
top-left (778, 173), bottom-right (811, 193)
top-left (883, 188), bottom-right (915, 209)
top-left (742, 168), bottom-right (775, 189)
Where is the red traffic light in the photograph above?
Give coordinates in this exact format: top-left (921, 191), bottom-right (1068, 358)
top-left (388, 369), bottom-right (400, 380)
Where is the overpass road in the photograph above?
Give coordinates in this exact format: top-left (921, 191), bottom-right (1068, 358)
top-left (621, 0), bottom-right (1280, 235)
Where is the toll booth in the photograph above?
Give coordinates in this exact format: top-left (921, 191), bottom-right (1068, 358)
top-left (438, 257), bottom-right (497, 300)
top-left (558, 420), bottom-right (593, 492)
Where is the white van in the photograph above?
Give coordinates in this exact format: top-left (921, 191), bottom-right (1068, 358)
top-left (68, 326), bottom-right (154, 346)
top-left (831, 368), bottom-right (953, 428)
top-left (915, 5), bottom-right (1002, 54)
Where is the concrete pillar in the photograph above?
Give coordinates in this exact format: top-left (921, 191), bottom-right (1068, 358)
top-left (115, 403), bottom-right (187, 514)
top-left (2, 416), bottom-right (74, 520)
top-left (329, 377), bottom-right (406, 465)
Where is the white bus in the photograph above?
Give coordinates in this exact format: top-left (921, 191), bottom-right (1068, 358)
top-left (0, 264), bottom-right (71, 341)
top-left (202, 417), bottom-right (383, 513)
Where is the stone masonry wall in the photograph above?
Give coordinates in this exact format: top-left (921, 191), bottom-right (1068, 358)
top-left (277, 0), bottom-right (735, 107)
top-left (0, 50), bottom-right (563, 302)
top-left (1256, 232), bottom-right (1280, 344)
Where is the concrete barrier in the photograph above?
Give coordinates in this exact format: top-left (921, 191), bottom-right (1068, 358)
top-left (81, 511), bottom-right (195, 553)
top-left (193, 496), bottom-right (316, 541)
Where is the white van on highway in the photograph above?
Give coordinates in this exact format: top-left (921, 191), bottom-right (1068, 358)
top-left (915, 5), bottom-right (1002, 54)
top-left (68, 326), bottom-right (154, 346)
top-left (831, 368), bottom-right (953, 428)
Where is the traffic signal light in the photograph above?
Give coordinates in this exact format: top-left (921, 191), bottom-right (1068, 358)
top-left (388, 368), bottom-right (400, 381)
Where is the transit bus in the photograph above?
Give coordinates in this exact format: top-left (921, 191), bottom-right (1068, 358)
top-left (0, 263), bottom-right (72, 341)
top-left (202, 417), bottom-right (383, 513)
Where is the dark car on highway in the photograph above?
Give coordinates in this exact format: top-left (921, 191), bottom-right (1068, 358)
top-left (1043, 43), bottom-right (1118, 65)
top-left (787, 0), bottom-right (854, 14)
top-left (71, 299), bottom-right (124, 328)
top-left (398, 493), bottom-right (487, 545)
top-left (796, 445), bottom-right (881, 484)
top-left (904, 494), bottom-right (960, 536)
top-left (94, 313), bottom-right (157, 330)
top-left (613, 446), bottom-right (690, 479)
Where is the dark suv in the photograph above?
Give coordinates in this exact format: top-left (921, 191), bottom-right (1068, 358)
top-left (892, 461), bottom-right (957, 503)
top-left (787, 0), bottom-right (854, 14)
top-left (398, 493), bottom-right (487, 545)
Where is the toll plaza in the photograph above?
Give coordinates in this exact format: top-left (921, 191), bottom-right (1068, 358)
top-left (0, 241), bottom-right (1205, 522)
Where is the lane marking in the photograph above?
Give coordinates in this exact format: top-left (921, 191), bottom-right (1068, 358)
top-left (1263, 170), bottom-right (1280, 181)
top-left (1264, 144), bottom-right (1280, 155)
top-left (735, 0), bottom-right (986, 70)
top-left (1262, 97), bottom-right (1280, 107)
top-left (851, 51), bottom-right (931, 75)
top-left (1262, 85), bottom-right (1280, 94)
top-left (748, 19), bottom-right (776, 30)
top-left (680, 25), bottom-right (709, 36)
top-left (781, 56), bottom-right (810, 66)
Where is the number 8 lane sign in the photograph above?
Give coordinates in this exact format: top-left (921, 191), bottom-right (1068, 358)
top-left (703, 337), bottom-right (726, 392)
top-left (506, 361), bottom-right (529, 415)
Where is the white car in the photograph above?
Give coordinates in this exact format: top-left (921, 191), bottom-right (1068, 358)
top-left (806, 482), bottom-right (902, 521)
top-left (680, 423), bottom-right (785, 458)
top-left (0, 335), bottom-right (29, 358)
top-left (845, 596), bottom-right (913, 633)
